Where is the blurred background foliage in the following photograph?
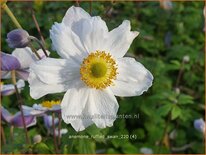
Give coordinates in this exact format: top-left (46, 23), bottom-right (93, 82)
top-left (1, 1), bottom-right (205, 154)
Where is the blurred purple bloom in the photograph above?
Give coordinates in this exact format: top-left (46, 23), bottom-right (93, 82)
top-left (1, 80), bottom-right (25, 96)
top-left (43, 114), bottom-right (59, 129)
top-left (22, 104), bottom-right (46, 116)
top-left (1, 52), bottom-right (21, 70)
top-left (43, 114), bottom-right (67, 137)
top-left (194, 118), bottom-right (205, 134)
top-left (1, 48), bottom-right (49, 80)
top-left (6, 29), bottom-right (30, 48)
top-left (1, 106), bottom-right (36, 128)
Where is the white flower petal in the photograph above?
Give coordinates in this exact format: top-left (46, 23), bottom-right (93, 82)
top-left (50, 23), bottom-right (87, 62)
top-left (88, 88), bottom-right (119, 128)
top-left (16, 79), bottom-right (25, 88)
top-left (61, 83), bottom-right (93, 131)
top-left (12, 47), bottom-right (49, 69)
top-left (106, 20), bottom-right (139, 58)
top-left (111, 57), bottom-right (153, 97)
top-left (62, 6), bottom-right (91, 27)
top-left (28, 71), bottom-right (69, 99)
top-left (71, 16), bottom-right (109, 53)
top-left (29, 58), bottom-right (80, 84)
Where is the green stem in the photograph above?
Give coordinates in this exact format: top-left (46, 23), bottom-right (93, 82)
top-left (52, 113), bottom-right (58, 153)
top-left (2, 3), bottom-right (22, 28)
top-left (10, 125), bottom-right (14, 142)
top-left (11, 70), bottom-right (30, 144)
top-left (57, 113), bottom-right (62, 147)
top-left (29, 36), bottom-right (48, 57)
top-left (157, 113), bottom-right (171, 153)
top-left (1, 125), bottom-right (6, 145)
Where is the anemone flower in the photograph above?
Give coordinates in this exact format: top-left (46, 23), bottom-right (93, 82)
top-left (43, 114), bottom-right (68, 137)
top-left (194, 118), bottom-right (205, 134)
top-left (22, 100), bottom-right (61, 115)
top-left (1, 47), bottom-right (49, 80)
top-left (1, 79), bottom-right (25, 96)
top-left (1, 106), bottom-right (36, 128)
top-left (28, 6), bottom-right (153, 131)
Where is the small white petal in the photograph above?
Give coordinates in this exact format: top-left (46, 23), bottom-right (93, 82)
top-left (29, 71), bottom-right (70, 99)
top-left (50, 23), bottom-right (87, 62)
top-left (111, 57), bottom-right (153, 97)
top-left (12, 47), bottom-right (48, 69)
top-left (29, 57), bottom-right (80, 85)
top-left (71, 16), bottom-right (109, 53)
top-left (61, 83), bottom-right (92, 131)
top-left (88, 88), bottom-right (119, 129)
top-left (62, 6), bottom-right (91, 28)
top-left (16, 79), bottom-right (25, 88)
top-left (106, 20), bottom-right (139, 58)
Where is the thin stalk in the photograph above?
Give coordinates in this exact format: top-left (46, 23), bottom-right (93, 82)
top-left (52, 113), bottom-right (58, 153)
top-left (57, 112), bottom-right (62, 147)
top-left (29, 36), bottom-right (48, 57)
top-left (89, 0), bottom-right (92, 15)
top-left (1, 126), bottom-right (6, 145)
top-left (10, 125), bottom-right (14, 142)
top-left (31, 9), bottom-right (46, 47)
top-left (157, 113), bottom-right (171, 153)
top-left (75, 0), bottom-right (80, 7)
top-left (1, 3), bottom-right (22, 28)
top-left (29, 43), bottom-right (41, 59)
top-left (175, 60), bottom-right (185, 88)
top-left (11, 70), bottom-right (30, 144)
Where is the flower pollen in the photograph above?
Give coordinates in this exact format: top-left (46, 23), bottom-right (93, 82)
top-left (42, 100), bottom-right (61, 108)
top-left (80, 51), bottom-right (118, 89)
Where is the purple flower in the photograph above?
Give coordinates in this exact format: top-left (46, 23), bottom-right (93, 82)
top-left (1, 106), bottom-right (36, 128)
top-left (1, 48), bottom-right (50, 80)
top-left (43, 114), bottom-right (67, 136)
top-left (194, 118), bottom-right (205, 134)
top-left (22, 104), bottom-right (46, 117)
top-left (6, 29), bottom-right (30, 48)
top-left (1, 80), bottom-right (25, 96)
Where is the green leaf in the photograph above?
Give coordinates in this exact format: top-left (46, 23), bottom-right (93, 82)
top-left (157, 104), bottom-right (173, 116)
top-left (122, 143), bottom-right (138, 154)
top-left (171, 106), bottom-right (182, 120)
top-left (77, 139), bottom-right (96, 154)
top-left (178, 94), bottom-right (194, 105)
top-left (85, 125), bottom-right (106, 143)
top-left (32, 142), bottom-right (52, 154)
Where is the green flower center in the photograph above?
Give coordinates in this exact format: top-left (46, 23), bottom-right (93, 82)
top-left (91, 62), bottom-right (107, 78)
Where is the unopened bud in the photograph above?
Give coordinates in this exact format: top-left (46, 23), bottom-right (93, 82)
top-left (33, 134), bottom-right (42, 144)
top-left (175, 88), bottom-right (180, 95)
top-left (183, 55), bottom-right (190, 63)
top-left (169, 129), bottom-right (177, 140)
top-left (6, 29), bottom-right (30, 48)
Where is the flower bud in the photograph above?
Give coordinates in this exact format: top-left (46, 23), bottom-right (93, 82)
top-left (140, 147), bottom-right (153, 154)
top-left (33, 134), bottom-right (42, 144)
top-left (6, 29), bottom-right (30, 48)
top-left (183, 55), bottom-right (190, 63)
top-left (194, 118), bottom-right (205, 134)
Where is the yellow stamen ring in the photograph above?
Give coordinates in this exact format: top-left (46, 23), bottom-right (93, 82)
top-left (42, 100), bottom-right (61, 108)
top-left (80, 51), bottom-right (118, 89)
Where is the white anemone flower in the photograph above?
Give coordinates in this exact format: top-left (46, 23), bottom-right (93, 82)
top-left (28, 6), bottom-right (153, 131)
